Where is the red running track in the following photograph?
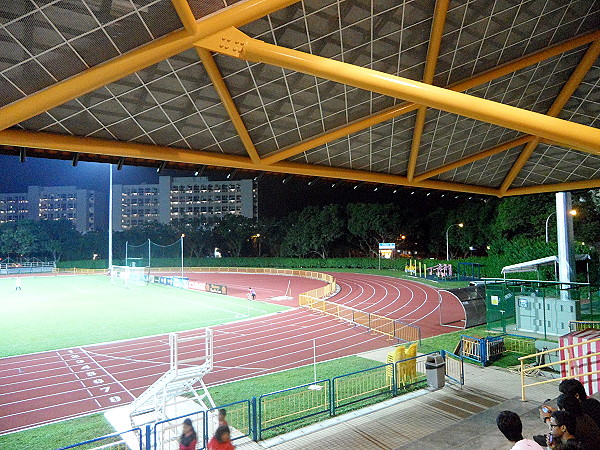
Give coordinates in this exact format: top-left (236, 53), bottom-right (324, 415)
top-left (0, 272), bottom-right (464, 435)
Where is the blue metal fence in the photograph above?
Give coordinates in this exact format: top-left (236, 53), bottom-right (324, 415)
top-left (205, 400), bottom-right (254, 445)
top-left (257, 379), bottom-right (331, 440)
top-left (152, 411), bottom-right (206, 450)
top-left (56, 427), bottom-right (142, 450)
top-left (331, 363), bottom-right (395, 415)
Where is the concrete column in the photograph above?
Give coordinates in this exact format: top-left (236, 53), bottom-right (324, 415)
top-left (556, 192), bottom-right (575, 289)
top-left (158, 176), bottom-right (171, 224)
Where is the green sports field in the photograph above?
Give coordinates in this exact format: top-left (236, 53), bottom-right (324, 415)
top-left (0, 274), bottom-right (288, 357)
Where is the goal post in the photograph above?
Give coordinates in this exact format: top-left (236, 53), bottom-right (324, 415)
top-left (111, 265), bottom-right (147, 286)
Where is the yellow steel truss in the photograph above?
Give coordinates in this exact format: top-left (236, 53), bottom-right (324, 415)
top-left (406, 0), bottom-right (450, 181)
top-left (0, 0), bottom-right (597, 197)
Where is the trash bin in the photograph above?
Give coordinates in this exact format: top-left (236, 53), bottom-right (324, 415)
top-left (425, 354), bottom-right (446, 389)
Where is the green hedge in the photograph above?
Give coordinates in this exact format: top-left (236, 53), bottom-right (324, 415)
top-left (55, 256), bottom-right (598, 282)
top-left (57, 256), bottom-right (499, 275)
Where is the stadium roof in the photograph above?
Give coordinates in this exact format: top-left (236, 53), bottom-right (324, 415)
top-left (0, 0), bottom-right (598, 197)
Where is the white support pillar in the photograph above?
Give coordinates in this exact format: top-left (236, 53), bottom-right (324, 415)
top-left (556, 192), bottom-right (575, 294)
top-left (108, 164), bottom-right (113, 272)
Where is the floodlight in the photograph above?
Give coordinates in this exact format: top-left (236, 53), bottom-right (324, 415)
top-left (458, 223), bottom-right (464, 228)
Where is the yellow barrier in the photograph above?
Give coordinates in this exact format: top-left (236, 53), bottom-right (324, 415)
top-left (299, 295), bottom-right (420, 343)
top-left (54, 268), bottom-right (108, 275)
top-left (519, 336), bottom-right (600, 401)
top-left (150, 266), bottom-right (337, 306)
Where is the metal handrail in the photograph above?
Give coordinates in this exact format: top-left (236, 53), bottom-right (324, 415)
top-left (519, 336), bottom-right (600, 401)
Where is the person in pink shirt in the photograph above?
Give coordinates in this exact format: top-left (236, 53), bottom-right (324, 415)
top-left (497, 410), bottom-right (543, 449)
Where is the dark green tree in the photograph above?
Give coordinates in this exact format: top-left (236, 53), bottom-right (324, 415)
top-left (347, 203), bottom-right (405, 256)
top-left (213, 214), bottom-right (256, 257)
top-left (280, 205), bottom-right (345, 258)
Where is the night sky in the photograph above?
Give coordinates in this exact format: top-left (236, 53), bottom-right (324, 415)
top-left (0, 154), bottom-right (465, 225)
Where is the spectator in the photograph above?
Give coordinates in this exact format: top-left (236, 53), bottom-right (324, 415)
top-left (556, 394), bottom-right (600, 448)
top-left (547, 410), bottom-right (579, 449)
top-left (179, 418), bottom-right (197, 450)
top-left (496, 410), bottom-right (543, 449)
top-left (218, 408), bottom-right (228, 427)
top-left (208, 425), bottom-right (234, 450)
top-left (559, 378), bottom-right (600, 428)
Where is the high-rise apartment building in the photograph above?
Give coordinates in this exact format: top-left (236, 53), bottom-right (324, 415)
top-left (111, 176), bottom-right (256, 231)
top-left (0, 186), bottom-right (95, 233)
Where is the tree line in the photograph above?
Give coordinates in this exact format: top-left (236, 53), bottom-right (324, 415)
top-left (1, 192), bottom-right (599, 265)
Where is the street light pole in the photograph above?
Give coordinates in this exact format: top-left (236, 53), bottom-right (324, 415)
top-left (446, 223), bottom-right (464, 261)
top-left (180, 234), bottom-right (185, 279)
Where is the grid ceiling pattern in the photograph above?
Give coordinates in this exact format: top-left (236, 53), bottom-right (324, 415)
top-left (0, 0), bottom-right (599, 195)
top-left (0, 0), bottom-right (181, 106)
top-left (514, 143), bottom-right (600, 187)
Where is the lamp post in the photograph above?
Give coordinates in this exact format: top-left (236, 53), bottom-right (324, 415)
top-left (546, 209), bottom-right (576, 242)
top-left (446, 223), bottom-right (464, 261)
top-left (180, 234), bottom-right (185, 279)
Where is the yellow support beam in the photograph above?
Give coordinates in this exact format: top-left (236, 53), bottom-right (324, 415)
top-left (0, 0), bottom-right (299, 132)
top-left (269, 161), bottom-right (501, 196)
top-left (499, 138), bottom-right (540, 192)
top-left (499, 38), bottom-right (600, 192)
top-left (407, 107), bottom-right (427, 181)
top-left (220, 30), bottom-right (600, 155)
top-left (196, 47), bottom-right (261, 165)
top-left (244, 29), bottom-right (600, 165)
top-left (262, 102), bottom-right (419, 165)
top-left (0, 128), bottom-right (500, 196)
top-left (413, 136), bottom-right (536, 183)
top-left (406, 0), bottom-right (449, 181)
top-left (504, 179), bottom-right (600, 196)
top-left (170, 0), bottom-right (199, 34)
top-left (0, 129), bottom-right (258, 169)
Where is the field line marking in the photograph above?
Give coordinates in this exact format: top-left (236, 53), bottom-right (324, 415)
top-left (56, 350), bottom-right (101, 408)
top-left (80, 348), bottom-right (136, 401)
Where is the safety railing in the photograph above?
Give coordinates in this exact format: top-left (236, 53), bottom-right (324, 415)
top-left (62, 350), bottom-right (463, 449)
top-left (460, 333), bottom-right (536, 366)
top-left (519, 336), bottom-right (600, 401)
top-left (151, 266), bottom-right (337, 304)
top-left (332, 363), bottom-right (394, 414)
top-left (394, 353), bottom-right (431, 390)
top-left (56, 427), bottom-right (142, 450)
top-left (569, 320), bottom-right (600, 332)
top-left (444, 351), bottom-right (465, 385)
top-left (54, 267), bottom-right (108, 274)
top-left (204, 400), bottom-right (253, 446)
top-left (152, 411), bottom-right (205, 450)
top-left (257, 379), bottom-right (331, 440)
top-left (299, 296), bottom-right (421, 343)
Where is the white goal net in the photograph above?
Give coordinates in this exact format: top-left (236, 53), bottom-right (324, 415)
top-left (110, 265), bottom-right (148, 286)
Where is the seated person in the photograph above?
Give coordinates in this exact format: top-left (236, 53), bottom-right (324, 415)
top-left (540, 394), bottom-right (600, 449)
top-left (496, 410), bottom-right (543, 449)
top-left (547, 410), bottom-right (579, 449)
top-left (559, 378), bottom-right (600, 429)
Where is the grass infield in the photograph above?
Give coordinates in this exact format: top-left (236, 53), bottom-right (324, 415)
top-left (0, 274), bottom-right (288, 357)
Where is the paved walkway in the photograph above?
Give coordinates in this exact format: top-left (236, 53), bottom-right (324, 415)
top-left (236, 350), bottom-right (561, 450)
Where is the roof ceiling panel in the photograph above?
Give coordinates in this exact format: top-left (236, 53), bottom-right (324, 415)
top-left (1, 0), bottom-right (598, 195)
top-left (435, 0), bottom-right (599, 86)
top-left (513, 143), bottom-right (600, 187)
top-left (559, 56), bottom-right (600, 128)
top-left (464, 46), bottom-right (590, 115)
top-left (0, 0), bottom-right (182, 108)
top-left (435, 146), bottom-right (523, 187)
top-left (416, 109), bottom-right (522, 174)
